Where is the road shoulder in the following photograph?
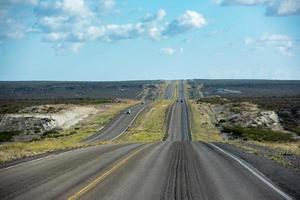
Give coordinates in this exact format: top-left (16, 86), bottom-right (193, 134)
top-left (212, 142), bottom-right (300, 199)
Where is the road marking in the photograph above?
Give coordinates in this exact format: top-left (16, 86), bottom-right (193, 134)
top-left (0, 145), bottom-right (101, 171)
top-left (208, 143), bottom-right (294, 200)
top-left (68, 144), bottom-right (149, 200)
top-left (0, 155), bottom-right (54, 171)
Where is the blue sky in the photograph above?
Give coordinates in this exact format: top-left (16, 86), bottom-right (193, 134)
top-left (0, 0), bottom-right (299, 81)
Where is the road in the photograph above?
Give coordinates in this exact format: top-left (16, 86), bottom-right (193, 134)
top-left (166, 80), bottom-right (191, 141)
top-left (0, 142), bottom-right (290, 200)
top-left (0, 80), bottom-right (296, 200)
top-left (84, 102), bottom-right (149, 142)
top-left (164, 81), bottom-right (174, 99)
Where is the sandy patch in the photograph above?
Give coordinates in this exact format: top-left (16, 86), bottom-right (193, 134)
top-left (5, 105), bottom-right (106, 130)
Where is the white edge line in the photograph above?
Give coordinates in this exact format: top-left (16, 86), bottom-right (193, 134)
top-left (208, 143), bottom-right (294, 200)
top-left (111, 103), bottom-right (149, 141)
top-left (0, 144), bottom-right (101, 171)
top-left (0, 154), bottom-right (54, 171)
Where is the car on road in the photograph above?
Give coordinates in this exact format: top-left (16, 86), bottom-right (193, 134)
top-left (180, 100), bottom-right (183, 103)
top-left (126, 110), bottom-right (131, 114)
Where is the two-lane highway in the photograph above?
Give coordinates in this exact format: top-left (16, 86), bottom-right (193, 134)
top-left (0, 80), bottom-right (297, 200)
top-left (164, 81), bottom-right (175, 100)
top-left (0, 142), bottom-right (289, 200)
top-left (84, 102), bottom-right (149, 142)
top-left (166, 80), bottom-right (191, 141)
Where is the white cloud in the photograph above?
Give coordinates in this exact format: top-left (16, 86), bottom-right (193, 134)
top-left (143, 9), bottom-right (167, 22)
top-left (62, 0), bottom-right (92, 17)
top-left (157, 9), bottom-right (167, 21)
top-left (147, 26), bottom-right (161, 39)
top-left (160, 47), bottom-right (184, 55)
top-left (160, 47), bottom-right (175, 55)
top-left (219, 0), bottom-right (300, 16)
top-left (266, 0), bottom-right (300, 16)
top-left (100, 0), bottom-right (116, 12)
top-left (43, 32), bottom-right (67, 42)
top-left (0, 1), bottom-right (207, 53)
top-left (163, 10), bottom-right (206, 36)
top-left (245, 33), bottom-right (295, 56)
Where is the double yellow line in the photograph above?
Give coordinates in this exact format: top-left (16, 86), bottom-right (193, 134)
top-left (68, 144), bottom-right (149, 200)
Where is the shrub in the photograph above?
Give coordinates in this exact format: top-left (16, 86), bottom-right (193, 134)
top-left (0, 131), bottom-right (20, 142)
top-left (222, 126), bottom-right (294, 142)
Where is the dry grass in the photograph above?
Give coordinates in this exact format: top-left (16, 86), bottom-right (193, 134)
top-left (189, 101), bottom-right (223, 142)
top-left (117, 100), bottom-right (171, 142)
top-left (237, 140), bottom-right (300, 156)
top-left (0, 101), bottom-right (137, 163)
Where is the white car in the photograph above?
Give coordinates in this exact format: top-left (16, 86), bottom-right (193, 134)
top-left (126, 110), bottom-right (131, 114)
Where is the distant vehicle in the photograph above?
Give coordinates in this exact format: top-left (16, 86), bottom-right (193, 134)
top-left (126, 110), bottom-right (131, 114)
top-left (180, 100), bottom-right (184, 103)
top-left (142, 101), bottom-right (145, 104)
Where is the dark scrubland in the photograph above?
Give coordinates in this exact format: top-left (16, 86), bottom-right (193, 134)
top-left (0, 80), bottom-right (162, 114)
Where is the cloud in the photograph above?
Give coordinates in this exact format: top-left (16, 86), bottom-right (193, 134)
top-left (219, 0), bottom-right (300, 16)
top-left (245, 33), bottom-right (296, 56)
top-left (100, 0), bottom-right (116, 11)
top-left (163, 10), bottom-right (206, 36)
top-left (62, 0), bottom-right (92, 17)
top-left (0, 1), bottom-right (207, 53)
top-left (160, 47), bottom-right (176, 55)
top-left (160, 47), bottom-right (184, 55)
top-left (143, 9), bottom-right (166, 22)
top-left (266, 0), bottom-right (300, 16)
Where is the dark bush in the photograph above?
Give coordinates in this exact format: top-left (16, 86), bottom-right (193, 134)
top-left (0, 131), bottom-right (21, 142)
top-left (223, 126), bottom-right (294, 142)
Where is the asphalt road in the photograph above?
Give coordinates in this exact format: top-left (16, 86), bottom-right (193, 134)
top-left (84, 102), bottom-right (149, 142)
top-left (0, 142), bottom-right (291, 200)
top-left (166, 80), bottom-right (191, 141)
top-left (0, 80), bottom-right (296, 200)
top-left (164, 81), bottom-right (174, 99)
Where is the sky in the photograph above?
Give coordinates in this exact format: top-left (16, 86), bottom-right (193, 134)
top-left (0, 0), bottom-right (299, 81)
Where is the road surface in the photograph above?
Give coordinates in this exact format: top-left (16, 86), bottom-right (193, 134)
top-left (164, 81), bottom-right (174, 99)
top-left (0, 80), bottom-right (296, 200)
top-left (165, 80), bottom-right (191, 141)
top-left (0, 142), bottom-right (290, 200)
top-left (84, 102), bottom-right (149, 142)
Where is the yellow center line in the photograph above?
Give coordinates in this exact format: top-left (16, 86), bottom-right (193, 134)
top-left (68, 144), bottom-right (150, 200)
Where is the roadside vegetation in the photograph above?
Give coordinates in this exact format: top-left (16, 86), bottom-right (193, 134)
top-left (187, 78), bottom-right (300, 169)
top-left (222, 126), bottom-right (295, 142)
top-left (0, 101), bottom-right (136, 163)
top-left (116, 100), bottom-right (171, 142)
top-left (189, 101), bottom-right (222, 142)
